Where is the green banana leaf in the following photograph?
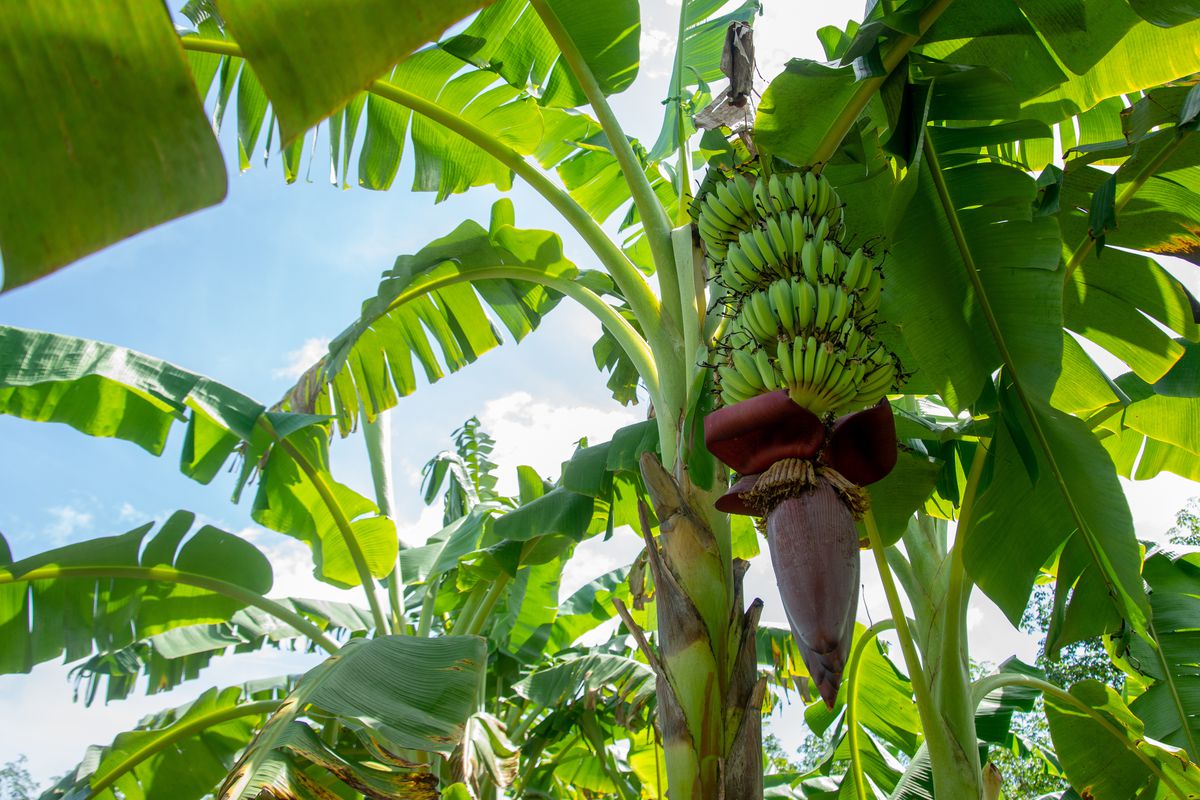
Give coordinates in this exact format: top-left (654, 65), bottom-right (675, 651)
top-left (0, 325), bottom-right (396, 588)
top-left (515, 652), bottom-right (656, 715)
top-left (0, 0), bottom-right (226, 291)
top-left (805, 625), bottom-right (922, 759)
top-left (1127, 544), bottom-right (1200, 755)
top-left (219, 635), bottom-right (486, 800)
top-left (281, 200), bottom-right (579, 433)
top-left (1045, 679), bottom-right (1200, 800)
top-left (439, 0), bottom-right (640, 109)
top-left (645, 0), bottom-right (760, 161)
top-left (46, 680), bottom-right (289, 800)
top-left (214, 0), bottom-right (489, 142)
top-left (70, 596), bottom-right (374, 705)
top-left (0, 511), bottom-right (270, 675)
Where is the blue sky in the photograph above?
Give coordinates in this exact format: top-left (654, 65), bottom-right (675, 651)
top-left (2, 0), bottom-right (1198, 787)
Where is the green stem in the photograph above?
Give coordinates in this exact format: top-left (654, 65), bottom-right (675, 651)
top-left (671, 0), bottom-right (693, 224)
top-left (177, 37), bottom-right (667, 368)
top-left (971, 674), bottom-right (1192, 800)
top-left (463, 575), bottom-right (512, 637)
top-left (525, 0), bottom-right (681, 333)
top-left (417, 580), bottom-right (440, 637)
top-left (454, 583), bottom-right (488, 634)
top-left (847, 620), bottom-right (897, 800)
top-left (1063, 133), bottom-right (1188, 283)
top-left (0, 566), bottom-right (340, 654)
top-left (269, 426), bottom-right (389, 635)
top-left (181, 33), bottom-right (683, 472)
top-left (863, 509), bottom-right (941, 768)
top-left (940, 440), bottom-right (989, 687)
top-left (672, 224), bottom-right (703, 460)
top-left (810, 0), bottom-right (956, 165)
top-left (362, 410), bottom-right (404, 634)
top-left (922, 135), bottom-right (1146, 634)
top-left (86, 699), bottom-right (281, 797)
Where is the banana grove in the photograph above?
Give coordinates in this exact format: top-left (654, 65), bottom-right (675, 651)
top-left (1, 0), bottom-right (1199, 798)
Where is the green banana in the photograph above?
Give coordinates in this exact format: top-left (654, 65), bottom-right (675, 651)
top-left (751, 225), bottom-right (778, 268)
top-left (814, 283), bottom-right (834, 329)
top-left (776, 339), bottom-right (795, 386)
top-left (802, 335), bottom-right (819, 384)
top-left (843, 248), bottom-right (869, 291)
top-left (828, 289), bottom-right (851, 331)
top-left (715, 180), bottom-right (751, 223)
top-left (803, 172), bottom-right (819, 214)
top-left (719, 364), bottom-right (758, 401)
top-left (860, 268), bottom-right (882, 317)
top-left (737, 230), bottom-right (768, 270)
top-left (812, 340), bottom-right (831, 386)
top-left (732, 349), bottom-right (766, 390)
top-left (753, 347), bottom-right (779, 389)
top-left (800, 239), bottom-right (819, 284)
top-left (700, 195), bottom-right (739, 230)
top-left (769, 279), bottom-right (795, 334)
top-left (732, 173), bottom-right (757, 217)
top-left (820, 241), bottom-right (839, 281)
top-left (767, 216), bottom-right (790, 267)
top-left (753, 177), bottom-right (774, 217)
top-left (789, 211), bottom-right (806, 265)
top-left (813, 217), bottom-right (830, 250)
top-left (794, 279), bottom-right (815, 331)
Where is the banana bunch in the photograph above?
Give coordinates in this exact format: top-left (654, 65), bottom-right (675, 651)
top-left (701, 169), bottom-right (900, 417)
top-left (698, 171), bottom-right (843, 266)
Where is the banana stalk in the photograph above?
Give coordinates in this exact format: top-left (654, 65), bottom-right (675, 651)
top-left (631, 454), bottom-right (764, 800)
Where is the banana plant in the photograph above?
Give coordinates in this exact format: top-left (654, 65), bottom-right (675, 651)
top-left (4, 0), bottom-right (1200, 798)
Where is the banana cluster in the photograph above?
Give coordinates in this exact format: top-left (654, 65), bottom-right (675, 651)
top-left (699, 170), bottom-right (900, 417)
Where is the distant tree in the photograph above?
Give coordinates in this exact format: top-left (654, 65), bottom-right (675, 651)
top-left (1169, 497), bottom-right (1200, 546)
top-left (0, 756), bottom-right (35, 800)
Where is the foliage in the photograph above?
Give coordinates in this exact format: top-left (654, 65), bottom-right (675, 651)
top-left (0, 757), bottom-right (35, 800)
top-left (1, 0), bottom-right (1200, 797)
top-left (1169, 498), bottom-right (1200, 546)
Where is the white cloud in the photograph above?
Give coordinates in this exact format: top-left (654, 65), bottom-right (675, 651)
top-left (640, 26), bottom-right (676, 79)
top-left (479, 391), bottom-right (641, 495)
top-left (117, 502), bottom-right (143, 522)
top-left (272, 337), bottom-right (330, 380)
top-left (45, 505), bottom-right (93, 545)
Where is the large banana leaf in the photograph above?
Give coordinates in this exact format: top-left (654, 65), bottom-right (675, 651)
top-left (0, 0), bottom-right (225, 292)
top-left (215, 0), bottom-right (489, 141)
top-left (804, 625), bottom-right (922, 759)
top-left (0, 511), bottom-right (270, 675)
top-left (1045, 679), bottom-right (1200, 800)
top-left (439, 0), bottom-right (640, 109)
top-left (0, 325), bottom-right (396, 588)
top-left (1097, 342), bottom-right (1200, 486)
top-left (515, 652), bottom-right (656, 718)
top-left (282, 200), bottom-right (582, 433)
top-left (219, 635), bottom-right (485, 799)
top-left (1127, 545), bottom-right (1200, 755)
top-left (644, 0), bottom-right (761, 161)
top-left (71, 596), bottom-right (374, 705)
top-left (967, 378), bottom-right (1148, 651)
top-left (46, 681), bottom-right (288, 800)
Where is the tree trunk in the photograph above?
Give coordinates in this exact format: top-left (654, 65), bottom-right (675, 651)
top-left (638, 453), bottom-right (764, 799)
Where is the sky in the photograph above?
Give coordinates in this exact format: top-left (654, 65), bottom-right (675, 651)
top-left (2, 0), bottom-right (1198, 789)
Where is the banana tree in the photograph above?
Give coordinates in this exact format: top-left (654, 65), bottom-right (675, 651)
top-left (4, 0), bottom-right (1200, 798)
top-left (0, 333), bottom-right (686, 797)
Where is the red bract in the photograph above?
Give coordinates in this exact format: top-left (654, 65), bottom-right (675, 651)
top-left (705, 393), bottom-right (897, 707)
top-left (703, 390), bottom-right (825, 475)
